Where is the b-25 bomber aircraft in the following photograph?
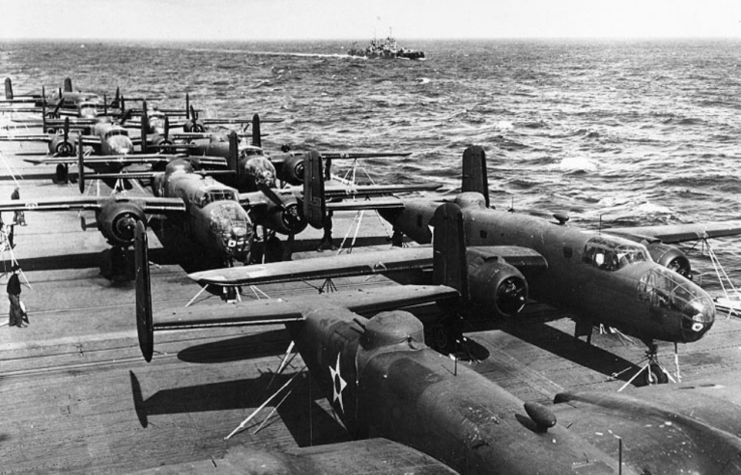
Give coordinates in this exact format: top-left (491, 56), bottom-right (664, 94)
top-left (133, 205), bottom-right (741, 474)
top-left (0, 152), bottom-right (252, 270)
top-left (193, 146), bottom-right (741, 384)
top-left (132, 209), bottom-right (633, 475)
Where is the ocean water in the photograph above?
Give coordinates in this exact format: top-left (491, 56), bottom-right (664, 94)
top-left (2, 38), bottom-right (741, 287)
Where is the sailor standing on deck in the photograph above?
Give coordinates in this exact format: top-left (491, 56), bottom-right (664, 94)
top-left (7, 263), bottom-right (24, 327)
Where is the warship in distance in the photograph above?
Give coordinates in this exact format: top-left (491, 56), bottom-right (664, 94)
top-left (348, 36), bottom-right (425, 60)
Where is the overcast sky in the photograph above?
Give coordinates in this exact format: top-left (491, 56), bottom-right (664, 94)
top-left (2, 0), bottom-right (741, 41)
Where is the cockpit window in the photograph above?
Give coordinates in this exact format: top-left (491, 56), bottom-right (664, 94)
top-left (104, 128), bottom-right (129, 139)
top-left (636, 267), bottom-right (714, 323)
top-left (583, 236), bottom-right (648, 272)
top-left (196, 188), bottom-right (238, 207)
top-left (207, 189), bottom-right (237, 203)
top-left (209, 203), bottom-right (250, 232)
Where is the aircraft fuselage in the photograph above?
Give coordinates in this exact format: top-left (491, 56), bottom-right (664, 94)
top-left (289, 308), bottom-right (628, 474)
top-left (380, 193), bottom-right (715, 345)
top-left (152, 160), bottom-right (253, 261)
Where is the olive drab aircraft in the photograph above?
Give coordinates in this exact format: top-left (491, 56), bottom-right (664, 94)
top-left (132, 210), bottom-right (635, 475)
top-left (82, 133), bottom-right (438, 263)
top-left (193, 146), bottom-right (741, 385)
top-left (133, 205), bottom-right (741, 474)
top-left (0, 149), bottom-right (253, 269)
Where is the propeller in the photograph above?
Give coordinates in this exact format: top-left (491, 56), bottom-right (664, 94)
top-left (496, 277), bottom-right (528, 315)
top-left (257, 182), bottom-right (304, 233)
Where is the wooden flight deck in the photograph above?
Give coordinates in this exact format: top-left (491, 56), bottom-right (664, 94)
top-left (2, 137), bottom-right (741, 473)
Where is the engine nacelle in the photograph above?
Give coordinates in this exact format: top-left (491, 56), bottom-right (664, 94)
top-left (277, 154), bottom-right (305, 186)
top-left (467, 253), bottom-right (528, 318)
top-left (49, 135), bottom-right (75, 157)
top-left (96, 202), bottom-right (146, 247)
top-left (183, 119), bottom-right (205, 133)
top-left (261, 202), bottom-right (307, 235)
top-left (647, 242), bottom-right (692, 279)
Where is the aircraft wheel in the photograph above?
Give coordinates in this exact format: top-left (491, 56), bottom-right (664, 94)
top-left (643, 363), bottom-right (669, 385)
top-left (430, 323), bottom-right (451, 352)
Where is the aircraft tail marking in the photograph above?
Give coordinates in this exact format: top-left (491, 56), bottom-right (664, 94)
top-left (135, 221), bottom-right (154, 362)
top-left (462, 145), bottom-right (490, 208)
top-left (432, 203), bottom-right (470, 301)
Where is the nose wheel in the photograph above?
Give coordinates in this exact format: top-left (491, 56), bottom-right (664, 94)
top-left (614, 342), bottom-right (676, 391)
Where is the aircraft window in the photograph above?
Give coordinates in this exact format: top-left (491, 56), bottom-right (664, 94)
top-left (80, 105), bottom-right (97, 116)
top-left (209, 204), bottom-right (249, 232)
top-left (480, 230), bottom-right (488, 239)
top-left (207, 190), bottom-right (237, 203)
top-left (104, 129), bottom-right (129, 139)
top-left (582, 236), bottom-right (648, 272)
top-left (636, 267), bottom-right (713, 321)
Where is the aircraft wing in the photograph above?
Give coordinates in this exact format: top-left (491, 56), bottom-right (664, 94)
top-left (323, 183), bottom-right (441, 199)
top-left (0, 196), bottom-right (186, 214)
top-left (153, 285), bottom-right (459, 330)
top-left (129, 438), bottom-right (457, 475)
top-left (606, 220), bottom-right (741, 243)
top-left (0, 133), bottom-right (52, 143)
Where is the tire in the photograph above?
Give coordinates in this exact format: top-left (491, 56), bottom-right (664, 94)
top-left (643, 363), bottom-right (669, 385)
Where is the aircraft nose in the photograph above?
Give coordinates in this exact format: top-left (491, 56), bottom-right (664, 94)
top-left (643, 267), bottom-right (715, 343)
top-left (679, 289), bottom-right (715, 342)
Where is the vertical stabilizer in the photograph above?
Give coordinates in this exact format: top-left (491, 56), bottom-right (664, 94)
top-left (462, 146), bottom-right (490, 208)
top-left (432, 203), bottom-right (470, 301)
top-left (252, 114), bottom-right (262, 148)
top-left (135, 221), bottom-right (154, 362)
top-left (77, 132), bottom-right (85, 194)
top-left (140, 100), bottom-right (149, 153)
top-left (228, 131), bottom-right (240, 185)
top-left (63, 77), bottom-right (73, 93)
top-left (303, 151), bottom-right (326, 229)
top-left (5, 78), bottom-right (12, 99)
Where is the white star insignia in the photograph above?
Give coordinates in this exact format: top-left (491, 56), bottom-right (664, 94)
top-left (329, 354), bottom-right (347, 413)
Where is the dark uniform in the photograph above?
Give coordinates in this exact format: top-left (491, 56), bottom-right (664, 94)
top-left (7, 270), bottom-right (22, 327)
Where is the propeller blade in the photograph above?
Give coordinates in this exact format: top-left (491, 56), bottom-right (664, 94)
top-left (257, 181), bottom-right (286, 210)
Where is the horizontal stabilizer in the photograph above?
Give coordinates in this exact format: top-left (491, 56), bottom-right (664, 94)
top-left (154, 285), bottom-right (458, 331)
top-left (189, 247), bottom-right (433, 286)
top-left (153, 299), bottom-right (304, 330)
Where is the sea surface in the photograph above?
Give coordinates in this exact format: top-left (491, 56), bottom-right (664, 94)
top-left (2, 38), bottom-right (741, 288)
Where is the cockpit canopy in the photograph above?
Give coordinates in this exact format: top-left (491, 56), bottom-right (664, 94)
top-left (208, 202), bottom-right (250, 233)
top-left (79, 102), bottom-right (99, 116)
top-left (194, 187), bottom-right (238, 208)
top-left (104, 127), bottom-right (129, 140)
top-left (582, 235), bottom-right (649, 271)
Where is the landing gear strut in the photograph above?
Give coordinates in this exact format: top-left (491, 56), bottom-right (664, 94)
top-left (615, 341), bottom-right (673, 391)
